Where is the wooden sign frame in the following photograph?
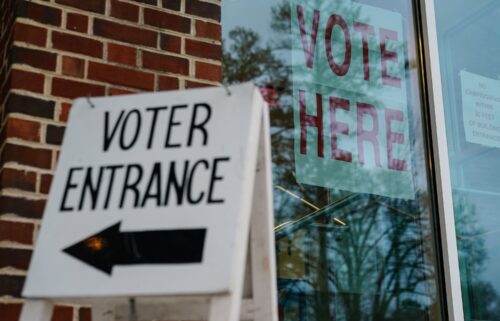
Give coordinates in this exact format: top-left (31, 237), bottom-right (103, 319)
top-left (20, 86), bottom-right (278, 321)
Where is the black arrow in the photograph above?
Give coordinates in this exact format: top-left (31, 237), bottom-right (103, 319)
top-left (63, 221), bottom-right (206, 275)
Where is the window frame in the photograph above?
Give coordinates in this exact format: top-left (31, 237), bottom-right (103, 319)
top-left (419, 0), bottom-right (465, 320)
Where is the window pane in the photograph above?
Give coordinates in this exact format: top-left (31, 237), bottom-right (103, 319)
top-left (222, 1), bottom-right (444, 320)
top-left (435, 1), bottom-right (500, 320)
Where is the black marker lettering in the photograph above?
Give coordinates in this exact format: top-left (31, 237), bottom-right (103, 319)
top-left (119, 109), bottom-right (142, 150)
top-left (141, 162), bottom-right (162, 207)
top-left (165, 105), bottom-right (187, 148)
top-left (187, 159), bottom-right (209, 204)
top-left (164, 160), bottom-right (189, 206)
top-left (60, 167), bottom-right (83, 211)
top-left (208, 157), bottom-right (230, 204)
top-left (103, 164), bottom-right (124, 209)
top-left (188, 103), bottom-right (212, 146)
top-left (103, 110), bottom-right (125, 151)
top-left (119, 164), bottom-right (143, 208)
top-left (145, 106), bottom-right (168, 149)
top-left (78, 166), bottom-right (105, 210)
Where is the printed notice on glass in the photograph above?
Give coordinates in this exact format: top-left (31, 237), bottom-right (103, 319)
top-left (291, 0), bottom-right (414, 199)
top-left (461, 70), bottom-right (500, 148)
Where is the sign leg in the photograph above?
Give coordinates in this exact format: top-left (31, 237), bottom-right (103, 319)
top-left (249, 112), bottom-right (278, 321)
top-left (20, 300), bottom-right (53, 321)
top-left (209, 294), bottom-right (241, 321)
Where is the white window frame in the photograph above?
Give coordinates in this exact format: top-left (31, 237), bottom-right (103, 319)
top-left (420, 1), bottom-right (465, 320)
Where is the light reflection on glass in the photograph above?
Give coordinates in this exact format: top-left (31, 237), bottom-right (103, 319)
top-left (222, 0), bottom-right (444, 320)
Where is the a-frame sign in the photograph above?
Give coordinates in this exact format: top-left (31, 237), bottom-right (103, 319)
top-left (20, 83), bottom-right (278, 321)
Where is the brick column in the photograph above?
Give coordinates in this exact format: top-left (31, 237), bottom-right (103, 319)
top-left (0, 1), bottom-right (222, 320)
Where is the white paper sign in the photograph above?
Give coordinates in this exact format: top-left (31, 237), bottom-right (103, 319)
top-left (461, 70), bottom-right (500, 147)
top-left (23, 83), bottom-right (266, 298)
top-left (291, 0), bottom-right (415, 200)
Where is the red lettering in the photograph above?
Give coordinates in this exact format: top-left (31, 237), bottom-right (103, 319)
top-left (353, 21), bottom-right (375, 81)
top-left (329, 97), bottom-right (352, 162)
top-left (296, 5), bottom-right (320, 69)
top-left (325, 14), bottom-right (351, 76)
top-left (300, 90), bottom-right (324, 157)
top-left (385, 108), bottom-right (407, 171)
top-left (380, 28), bottom-right (401, 88)
top-left (357, 102), bottom-right (381, 167)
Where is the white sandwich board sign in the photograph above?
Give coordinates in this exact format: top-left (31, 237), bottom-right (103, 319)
top-left (21, 83), bottom-right (278, 321)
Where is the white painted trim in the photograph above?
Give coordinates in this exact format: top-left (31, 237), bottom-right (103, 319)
top-left (19, 300), bottom-right (52, 321)
top-left (419, 1), bottom-right (464, 320)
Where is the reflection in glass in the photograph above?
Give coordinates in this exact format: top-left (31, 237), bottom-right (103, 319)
top-left (223, 0), bottom-right (443, 320)
top-left (436, 1), bottom-right (500, 320)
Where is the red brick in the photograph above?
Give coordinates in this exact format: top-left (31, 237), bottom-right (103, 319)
top-left (195, 61), bottom-right (221, 82)
top-left (158, 76), bottom-right (179, 90)
top-left (5, 117), bottom-right (41, 142)
top-left (46, 124), bottom-right (65, 145)
top-left (0, 195), bottom-right (46, 219)
top-left (59, 102), bottom-right (71, 122)
top-left (40, 174), bottom-right (53, 194)
top-left (0, 275), bottom-right (25, 297)
top-left (144, 8), bottom-right (190, 34)
top-left (0, 248), bottom-right (32, 270)
top-left (185, 39), bottom-right (221, 60)
top-left (160, 34), bottom-right (181, 53)
top-left (10, 69), bottom-right (45, 93)
top-left (88, 62), bottom-right (154, 90)
top-left (0, 219), bottom-right (34, 244)
top-left (142, 51), bottom-right (189, 75)
top-left (55, 0), bottom-right (105, 13)
top-left (11, 46), bottom-right (57, 71)
top-left (109, 88), bottom-right (136, 96)
top-left (186, 0), bottom-right (220, 21)
top-left (0, 82), bottom-right (7, 108)
top-left (13, 22), bottom-right (47, 47)
top-left (0, 303), bottom-right (22, 321)
top-left (94, 19), bottom-right (157, 47)
top-left (0, 30), bottom-right (10, 57)
top-left (108, 43), bottom-right (136, 66)
top-left (0, 168), bottom-right (37, 191)
top-left (66, 12), bottom-right (88, 33)
top-left (2, 143), bottom-right (52, 169)
top-left (52, 31), bottom-right (103, 58)
top-left (186, 80), bottom-right (213, 89)
top-left (62, 56), bottom-right (85, 78)
top-left (52, 78), bottom-right (105, 99)
top-left (5, 94), bottom-right (55, 120)
top-left (16, 1), bottom-right (62, 26)
top-left (111, 0), bottom-right (139, 22)
top-left (133, 0), bottom-right (157, 5)
top-left (51, 305), bottom-right (73, 321)
top-left (79, 307), bottom-right (92, 321)
top-left (162, 0), bottom-right (181, 11)
top-left (0, 86), bottom-right (8, 110)
top-left (195, 20), bottom-right (221, 41)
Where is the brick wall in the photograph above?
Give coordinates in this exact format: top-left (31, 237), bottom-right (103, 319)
top-left (0, 0), bottom-right (17, 112)
top-left (0, 1), bottom-right (222, 320)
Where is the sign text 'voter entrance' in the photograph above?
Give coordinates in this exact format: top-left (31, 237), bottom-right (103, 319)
top-left (60, 103), bottom-right (229, 213)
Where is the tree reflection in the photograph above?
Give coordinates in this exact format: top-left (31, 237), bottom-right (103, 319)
top-left (453, 191), bottom-right (500, 321)
top-left (222, 1), bottom-right (447, 320)
top-left (274, 194), bottom-right (438, 321)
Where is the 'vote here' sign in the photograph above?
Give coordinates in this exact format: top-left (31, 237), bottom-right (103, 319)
top-left (291, 0), bottom-right (415, 199)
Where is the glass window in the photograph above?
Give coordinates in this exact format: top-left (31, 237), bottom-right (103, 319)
top-left (435, 1), bottom-right (500, 320)
top-left (222, 1), bottom-right (444, 320)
